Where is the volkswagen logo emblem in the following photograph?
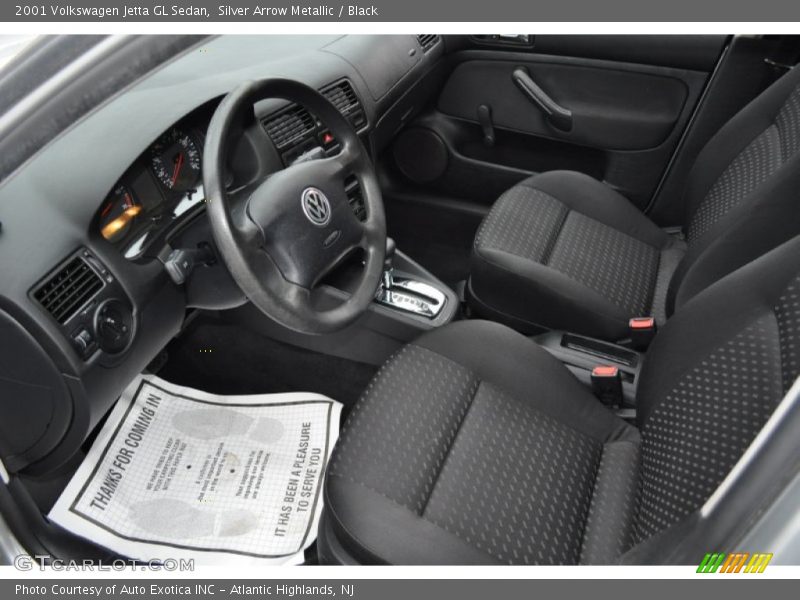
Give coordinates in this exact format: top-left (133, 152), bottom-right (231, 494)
top-left (301, 187), bottom-right (332, 227)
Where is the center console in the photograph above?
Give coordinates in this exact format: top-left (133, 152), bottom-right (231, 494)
top-left (535, 330), bottom-right (644, 409)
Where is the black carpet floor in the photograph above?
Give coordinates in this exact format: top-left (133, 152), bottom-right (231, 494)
top-left (157, 316), bottom-right (377, 407)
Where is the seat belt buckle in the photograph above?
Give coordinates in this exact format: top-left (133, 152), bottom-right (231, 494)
top-left (629, 317), bottom-right (657, 350)
top-left (591, 365), bottom-right (623, 407)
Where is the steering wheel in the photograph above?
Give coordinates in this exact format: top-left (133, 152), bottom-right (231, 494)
top-left (203, 79), bottom-right (386, 334)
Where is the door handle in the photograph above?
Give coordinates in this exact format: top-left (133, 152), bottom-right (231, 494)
top-left (511, 67), bottom-right (573, 132)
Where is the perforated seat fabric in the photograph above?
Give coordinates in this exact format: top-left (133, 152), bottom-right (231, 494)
top-left (471, 172), bottom-right (680, 339)
top-left (320, 236), bottom-right (800, 565)
top-left (324, 319), bottom-right (640, 565)
top-left (469, 66), bottom-right (800, 340)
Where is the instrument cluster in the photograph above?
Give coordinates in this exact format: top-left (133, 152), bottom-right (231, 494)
top-left (95, 121), bottom-right (209, 259)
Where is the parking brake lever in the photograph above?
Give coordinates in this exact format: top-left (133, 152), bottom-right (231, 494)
top-left (511, 66), bottom-right (573, 132)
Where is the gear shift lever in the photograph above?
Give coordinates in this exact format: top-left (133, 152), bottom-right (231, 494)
top-left (373, 236), bottom-right (446, 319)
top-left (383, 237), bottom-right (396, 290)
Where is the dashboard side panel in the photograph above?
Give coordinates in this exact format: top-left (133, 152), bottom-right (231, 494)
top-left (0, 309), bottom-right (71, 470)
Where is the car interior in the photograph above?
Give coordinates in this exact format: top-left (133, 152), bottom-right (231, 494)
top-left (1, 34), bottom-right (800, 565)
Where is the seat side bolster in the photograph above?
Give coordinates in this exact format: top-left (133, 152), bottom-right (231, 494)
top-left (324, 476), bottom-right (502, 565)
top-left (472, 246), bottom-right (633, 340)
top-left (652, 237), bottom-right (688, 324)
top-left (682, 67), bottom-right (800, 226)
top-left (671, 154), bottom-right (800, 313)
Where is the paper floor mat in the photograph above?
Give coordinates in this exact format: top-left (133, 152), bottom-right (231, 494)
top-left (49, 375), bottom-right (342, 565)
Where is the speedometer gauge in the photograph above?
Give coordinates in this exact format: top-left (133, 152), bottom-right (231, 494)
top-left (99, 185), bottom-right (141, 243)
top-left (150, 127), bottom-right (201, 192)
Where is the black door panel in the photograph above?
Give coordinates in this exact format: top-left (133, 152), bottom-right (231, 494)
top-left (503, 35), bottom-right (726, 71)
top-left (439, 58), bottom-right (692, 151)
top-left (386, 35), bottom-right (727, 211)
top-left (395, 113), bottom-right (606, 203)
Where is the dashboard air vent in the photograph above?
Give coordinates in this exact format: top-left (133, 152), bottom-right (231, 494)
top-left (321, 80), bottom-right (359, 114)
top-left (35, 256), bottom-right (103, 324)
top-left (417, 35), bottom-right (440, 53)
top-left (321, 80), bottom-right (367, 130)
top-left (262, 105), bottom-right (315, 149)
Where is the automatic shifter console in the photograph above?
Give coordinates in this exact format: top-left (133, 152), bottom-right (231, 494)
top-left (374, 238), bottom-right (447, 319)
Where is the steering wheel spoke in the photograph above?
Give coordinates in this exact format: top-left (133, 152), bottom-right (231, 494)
top-left (332, 140), bottom-right (360, 174)
top-left (219, 179), bottom-right (263, 249)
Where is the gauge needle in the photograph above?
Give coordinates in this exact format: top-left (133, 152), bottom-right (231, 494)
top-left (171, 152), bottom-right (185, 187)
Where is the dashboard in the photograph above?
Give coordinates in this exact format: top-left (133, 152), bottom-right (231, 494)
top-left (0, 34), bottom-right (445, 474)
top-left (94, 76), bottom-right (370, 263)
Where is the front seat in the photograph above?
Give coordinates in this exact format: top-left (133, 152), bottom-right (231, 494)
top-left (318, 235), bottom-right (800, 565)
top-left (469, 66), bottom-right (800, 340)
